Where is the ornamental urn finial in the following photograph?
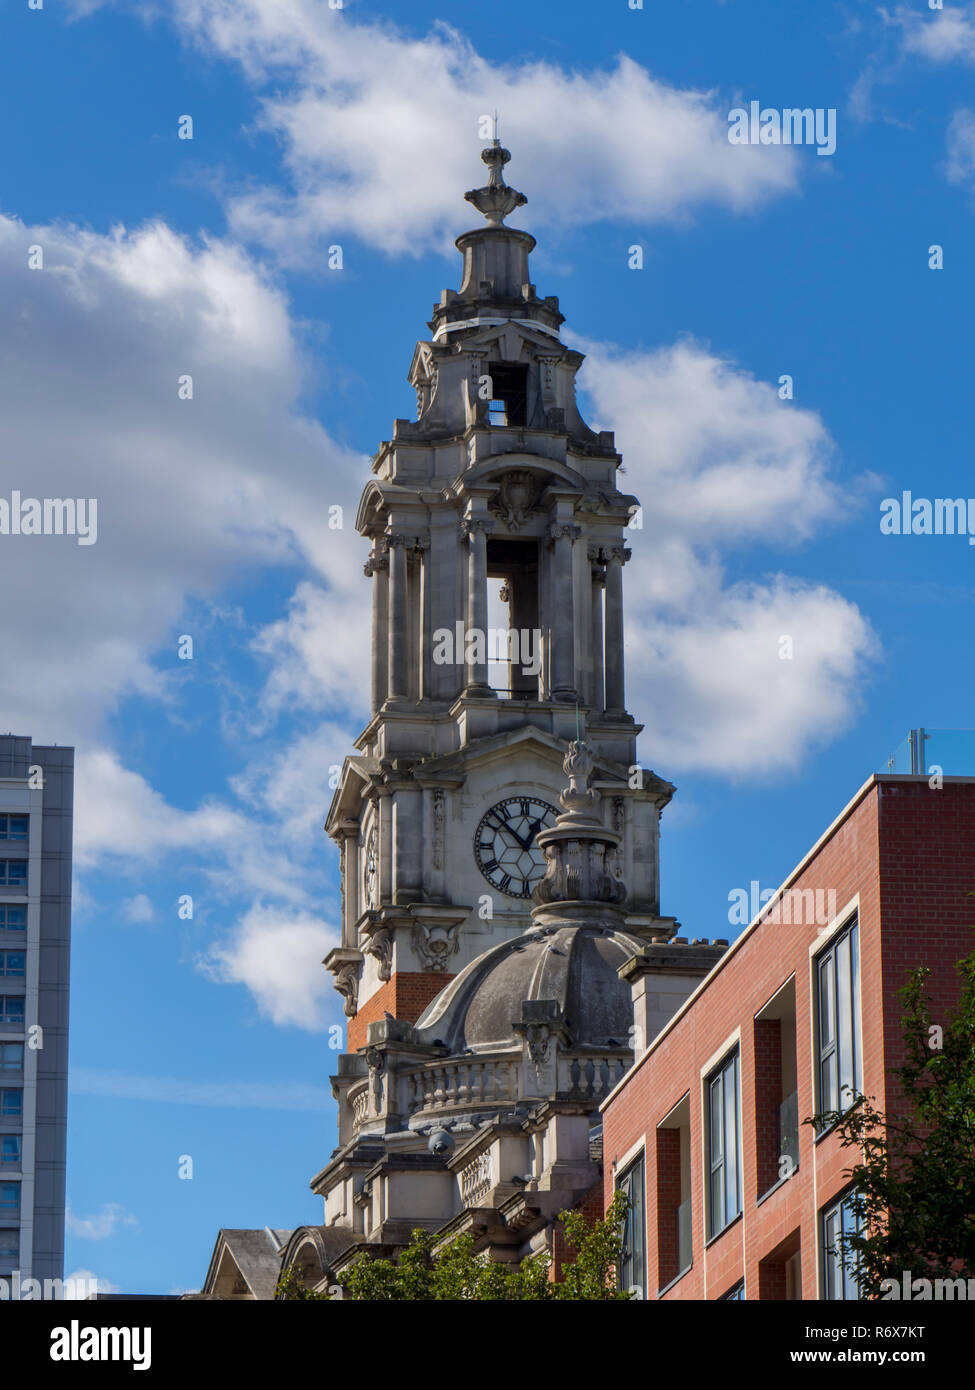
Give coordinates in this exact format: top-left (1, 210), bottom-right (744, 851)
top-left (531, 737), bottom-right (626, 911)
top-left (464, 137), bottom-right (528, 227)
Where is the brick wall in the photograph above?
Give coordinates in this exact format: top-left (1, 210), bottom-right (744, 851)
top-left (753, 1018), bottom-right (782, 1198)
top-left (347, 970), bottom-right (456, 1051)
top-left (602, 776), bottom-right (975, 1300)
top-left (655, 1128), bottom-right (682, 1290)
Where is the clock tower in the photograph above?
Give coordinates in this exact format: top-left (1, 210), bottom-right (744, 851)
top-left (324, 141), bottom-right (677, 1050)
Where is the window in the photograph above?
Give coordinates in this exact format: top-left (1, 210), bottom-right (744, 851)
top-left (822, 1191), bottom-right (862, 1299)
top-left (707, 1050), bottom-right (742, 1238)
top-left (0, 1043), bottom-right (24, 1073)
top-left (0, 953), bottom-right (25, 978)
top-left (0, 1229), bottom-right (17, 1261)
top-left (656, 1095), bottom-right (692, 1290)
top-left (754, 978), bottom-right (799, 1196)
top-left (617, 1154), bottom-right (646, 1300)
top-left (0, 906), bottom-right (27, 931)
top-left (0, 1137), bottom-right (21, 1166)
top-left (721, 1281), bottom-right (745, 1300)
top-left (0, 816), bottom-right (28, 842)
top-left (0, 861), bottom-right (27, 888)
top-left (817, 918), bottom-right (861, 1119)
top-left (0, 1182), bottom-right (20, 1214)
top-left (0, 1090), bottom-right (23, 1118)
top-left (0, 996), bottom-right (25, 1025)
top-left (485, 363), bottom-right (528, 427)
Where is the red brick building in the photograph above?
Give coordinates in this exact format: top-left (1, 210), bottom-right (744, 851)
top-left (601, 773), bottom-right (975, 1301)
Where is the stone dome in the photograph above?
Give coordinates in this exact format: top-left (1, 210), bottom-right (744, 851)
top-left (414, 922), bottom-right (644, 1055)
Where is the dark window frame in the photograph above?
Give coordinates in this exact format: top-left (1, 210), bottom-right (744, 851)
top-left (707, 1048), bottom-right (742, 1239)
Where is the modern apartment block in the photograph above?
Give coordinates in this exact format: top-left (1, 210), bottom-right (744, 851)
top-left (601, 771), bottom-right (975, 1300)
top-left (0, 735), bottom-right (73, 1285)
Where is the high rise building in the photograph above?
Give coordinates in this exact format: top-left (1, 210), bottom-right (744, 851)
top-left (0, 734), bottom-right (73, 1286)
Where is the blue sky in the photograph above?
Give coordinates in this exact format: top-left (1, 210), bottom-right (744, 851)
top-left (2, 0), bottom-right (975, 1295)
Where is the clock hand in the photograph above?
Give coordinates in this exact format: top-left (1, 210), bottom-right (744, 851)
top-left (488, 815), bottom-right (528, 850)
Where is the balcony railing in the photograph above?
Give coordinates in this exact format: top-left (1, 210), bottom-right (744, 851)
top-left (779, 1090), bottom-right (799, 1174)
top-left (885, 728), bottom-right (975, 776)
top-left (677, 1198), bottom-right (692, 1275)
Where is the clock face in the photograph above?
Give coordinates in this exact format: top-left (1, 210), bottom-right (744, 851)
top-left (364, 827), bottom-right (378, 908)
top-left (474, 797), bottom-right (559, 899)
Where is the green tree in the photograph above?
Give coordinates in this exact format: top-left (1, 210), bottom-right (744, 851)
top-left (810, 947), bottom-right (975, 1296)
top-left (275, 1264), bottom-right (331, 1300)
top-left (331, 1188), bottom-right (632, 1301)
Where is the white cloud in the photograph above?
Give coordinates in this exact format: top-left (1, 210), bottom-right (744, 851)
top-left (0, 211), bottom-right (366, 750)
top-left (202, 902), bottom-right (338, 1030)
top-left (66, 1203), bottom-right (139, 1241)
top-left (577, 339), bottom-right (878, 775)
top-left (121, 893), bottom-right (155, 924)
top-left (159, 3), bottom-right (798, 260)
top-left (62, 1268), bottom-right (122, 1299)
top-left (70, 1066), bottom-right (335, 1110)
top-left (900, 5), bottom-right (975, 64)
top-left (946, 107), bottom-right (975, 185)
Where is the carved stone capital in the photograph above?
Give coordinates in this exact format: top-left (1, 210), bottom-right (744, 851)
top-left (460, 517), bottom-right (494, 540)
top-left (607, 544), bottom-right (632, 564)
top-left (549, 523), bottom-right (581, 542)
top-left (363, 549), bottom-right (389, 577)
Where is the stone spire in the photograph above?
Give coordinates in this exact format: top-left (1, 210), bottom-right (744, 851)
top-left (531, 738), bottom-right (626, 914)
top-left (464, 137), bottom-right (528, 227)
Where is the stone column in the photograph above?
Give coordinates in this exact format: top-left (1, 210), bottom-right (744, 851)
top-left (588, 546), bottom-right (605, 713)
top-left (549, 523), bottom-right (580, 701)
top-left (364, 546), bottom-right (389, 714)
top-left (604, 544), bottom-right (629, 714)
top-left (386, 534), bottom-right (410, 702)
top-left (416, 538), bottom-right (432, 701)
top-left (377, 789), bottom-right (393, 907)
top-left (462, 517), bottom-right (493, 697)
top-left (337, 819), bottom-right (359, 947)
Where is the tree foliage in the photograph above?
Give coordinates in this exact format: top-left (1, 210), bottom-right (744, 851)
top-left (277, 1190), bottom-right (632, 1301)
top-left (810, 947), bottom-right (975, 1295)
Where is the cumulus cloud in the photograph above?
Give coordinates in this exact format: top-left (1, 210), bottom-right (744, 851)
top-left (121, 893), bottom-right (155, 924)
top-left (900, 5), bottom-right (975, 64)
top-left (66, 1203), bottom-right (138, 1241)
top-left (577, 339), bottom-right (878, 775)
top-left (0, 211), bottom-right (366, 749)
top-left (946, 107), bottom-right (975, 185)
top-left (202, 902), bottom-right (338, 1030)
top-left (62, 1268), bottom-right (122, 1299)
top-left (156, 2), bottom-right (799, 260)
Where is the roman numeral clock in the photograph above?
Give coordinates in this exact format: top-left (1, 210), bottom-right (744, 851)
top-left (474, 796), bottom-right (559, 899)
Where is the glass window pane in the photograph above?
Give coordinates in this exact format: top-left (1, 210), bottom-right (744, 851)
top-left (836, 932), bottom-right (854, 1107)
top-left (724, 1057), bottom-right (739, 1219)
top-left (819, 956), bottom-right (834, 1046)
top-left (709, 1075), bottom-right (723, 1167)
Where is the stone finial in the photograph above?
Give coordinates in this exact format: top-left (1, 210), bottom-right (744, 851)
top-left (465, 140), bottom-right (528, 227)
top-left (531, 738), bottom-right (626, 910)
top-left (559, 739), bottom-right (601, 821)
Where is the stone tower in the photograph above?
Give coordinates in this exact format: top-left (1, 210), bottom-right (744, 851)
top-left (324, 142), bottom-right (678, 1049)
